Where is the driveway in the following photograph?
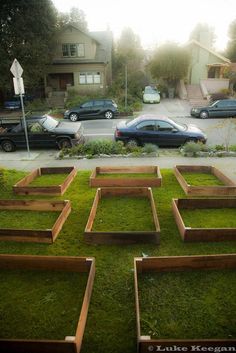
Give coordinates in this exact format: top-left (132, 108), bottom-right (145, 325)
top-left (141, 98), bottom-right (191, 117)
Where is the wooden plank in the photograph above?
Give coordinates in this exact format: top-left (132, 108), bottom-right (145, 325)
top-left (174, 165), bottom-right (236, 196)
top-left (0, 255), bottom-right (95, 353)
top-left (172, 199), bottom-right (186, 240)
top-left (134, 255), bottom-right (236, 352)
top-left (0, 340), bottom-right (77, 353)
top-left (75, 258), bottom-right (95, 350)
top-left (0, 254), bottom-right (91, 272)
top-left (84, 189), bottom-right (100, 232)
top-left (84, 187), bottom-right (160, 245)
top-left (60, 167), bottom-right (77, 195)
top-left (148, 188), bottom-right (160, 233)
top-left (135, 254), bottom-right (236, 272)
top-left (212, 166), bottom-right (236, 186)
top-left (13, 168), bottom-right (39, 188)
top-left (173, 198), bottom-right (236, 242)
top-left (13, 167), bottom-right (77, 196)
top-left (89, 166), bottom-right (162, 187)
top-left (0, 200), bottom-right (70, 243)
top-left (51, 201), bottom-right (71, 242)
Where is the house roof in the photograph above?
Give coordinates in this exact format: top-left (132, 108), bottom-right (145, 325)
top-left (56, 24), bottom-right (112, 64)
top-left (185, 39), bottom-right (231, 64)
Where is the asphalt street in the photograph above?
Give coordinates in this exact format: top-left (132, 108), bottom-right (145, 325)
top-left (0, 98), bottom-right (236, 182)
top-left (81, 99), bottom-right (236, 146)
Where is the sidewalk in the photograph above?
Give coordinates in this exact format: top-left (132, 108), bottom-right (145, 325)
top-left (1, 150), bottom-right (236, 182)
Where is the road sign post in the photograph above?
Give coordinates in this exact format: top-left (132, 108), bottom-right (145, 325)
top-left (10, 59), bottom-right (30, 158)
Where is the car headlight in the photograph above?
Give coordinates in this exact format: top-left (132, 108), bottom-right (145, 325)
top-left (64, 110), bottom-right (69, 114)
top-left (192, 108), bottom-right (199, 113)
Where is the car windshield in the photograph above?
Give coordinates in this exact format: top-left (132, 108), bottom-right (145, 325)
top-left (144, 87), bottom-right (157, 94)
top-left (171, 120), bottom-right (186, 131)
top-left (126, 117), bottom-right (141, 127)
top-left (40, 115), bottom-right (59, 130)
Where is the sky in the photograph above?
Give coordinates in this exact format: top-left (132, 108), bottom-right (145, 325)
top-left (52, 0), bottom-right (236, 51)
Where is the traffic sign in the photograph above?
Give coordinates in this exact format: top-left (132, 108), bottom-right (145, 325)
top-left (10, 59), bottom-right (23, 78)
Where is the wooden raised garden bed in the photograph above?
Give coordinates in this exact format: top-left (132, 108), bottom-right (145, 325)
top-left (85, 187), bottom-right (160, 245)
top-left (0, 199), bottom-right (71, 243)
top-left (174, 165), bottom-right (236, 196)
top-left (134, 254), bottom-right (236, 353)
top-left (13, 167), bottom-right (77, 196)
top-left (172, 198), bottom-right (236, 242)
top-left (0, 254), bottom-right (95, 353)
top-left (89, 166), bottom-right (162, 187)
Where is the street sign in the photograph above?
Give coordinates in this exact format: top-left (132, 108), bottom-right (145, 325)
top-left (10, 59), bottom-right (30, 158)
top-left (10, 59), bottom-right (23, 78)
top-left (13, 77), bottom-right (25, 95)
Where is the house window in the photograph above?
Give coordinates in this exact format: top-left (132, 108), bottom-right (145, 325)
top-left (62, 43), bottom-right (85, 57)
top-left (79, 72), bottom-right (101, 85)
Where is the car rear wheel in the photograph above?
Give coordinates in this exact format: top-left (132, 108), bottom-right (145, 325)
top-left (1, 140), bottom-right (16, 152)
top-left (199, 110), bottom-right (209, 119)
top-left (127, 139), bottom-right (139, 147)
top-left (69, 113), bottom-right (79, 122)
top-left (104, 110), bottom-right (114, 119)
top-left (58, 138), bottom-right (72, 149)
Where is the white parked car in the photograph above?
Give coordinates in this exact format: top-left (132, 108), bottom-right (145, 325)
top-left (143, 86), bottom-right (160, 104)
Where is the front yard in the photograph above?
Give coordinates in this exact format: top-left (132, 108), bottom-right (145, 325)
top-left (0, 168), bottom-right (235, 352)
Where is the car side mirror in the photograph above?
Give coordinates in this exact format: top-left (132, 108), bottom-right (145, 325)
top-left (214, 105), bottom-right (218, 108)
top-left (172, 128), bottom-right (178, 133)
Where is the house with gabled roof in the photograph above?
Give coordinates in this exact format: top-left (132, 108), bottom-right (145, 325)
top-left (181, 32), bottom-right (231, 105)
top-left (45, 24), bottom-right (112, 106)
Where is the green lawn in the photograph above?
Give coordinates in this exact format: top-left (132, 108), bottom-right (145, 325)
top-left (0, 270), bottom-right (87, 339)
top-left (29, 173), bottom-right (69, 186)
top-left (92, 196), bottom-right (155, 232)
top-left (97, 172), bottom-right (156, 179)
top-left (0, 210), bottom-right (60, 229)
top-left (181, 208), bottom-right (236, 228)
top-left (181, 172), bottom-right (225, 186)
top-left (0, 168), bottom-right (236, 352)
top-left (139, 270), bottom-right (236, 339)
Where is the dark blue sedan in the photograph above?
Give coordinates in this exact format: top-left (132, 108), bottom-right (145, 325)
top-left (114, 115), bottom-right (207, 147)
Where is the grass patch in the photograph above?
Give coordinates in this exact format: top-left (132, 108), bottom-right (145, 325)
top-left (182, 172), bottom-right (224, 186)
top-left (0, 169), bottom-right (236, 352)
top-left (92, 197), bottom-right (155, 232)
top-left (0, 210), bottom-right (60, 229)
top-left (180, 208), bottom-right (236, 228)
top-left (97, 173), bottom-right (156, 179)
top-left (29, 174), bottom-right (69, 186)
top-left (139, 269), bottom-right (236, 339)
top-left (0, 270), bottom-right (87, 339)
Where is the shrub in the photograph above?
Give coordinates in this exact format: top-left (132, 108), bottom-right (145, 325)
top-left (142, 143), bottom-right (159, 154)
top-left (210, 93), bottom-right (229, 103)
top-left (180, 141), bottom-right (203, 156)
top-left (214, 144), bottom-right (225, 151)
top-left (25, 99), bottom-right (49, 112)
top-left (126, 140), bottom-right (141, 153)
top-left (229, 144), bottom-right (236, 152)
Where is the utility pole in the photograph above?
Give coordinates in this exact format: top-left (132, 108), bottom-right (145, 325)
top-left (125, 63), bottom-right (128, 110)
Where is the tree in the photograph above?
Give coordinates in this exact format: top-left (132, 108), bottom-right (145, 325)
top-left (57, 7), bottom-right (88, 32)
top-left (226, 19), bottom-right (236, 62)
top-left (0, 0), bottom-right (57, 96)
top-left (189, 23), bottom-right (216, 47)
top-left (149, 43), bottom-right (190, 87)
top-left (112, 27), bottom-right (146, 100)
